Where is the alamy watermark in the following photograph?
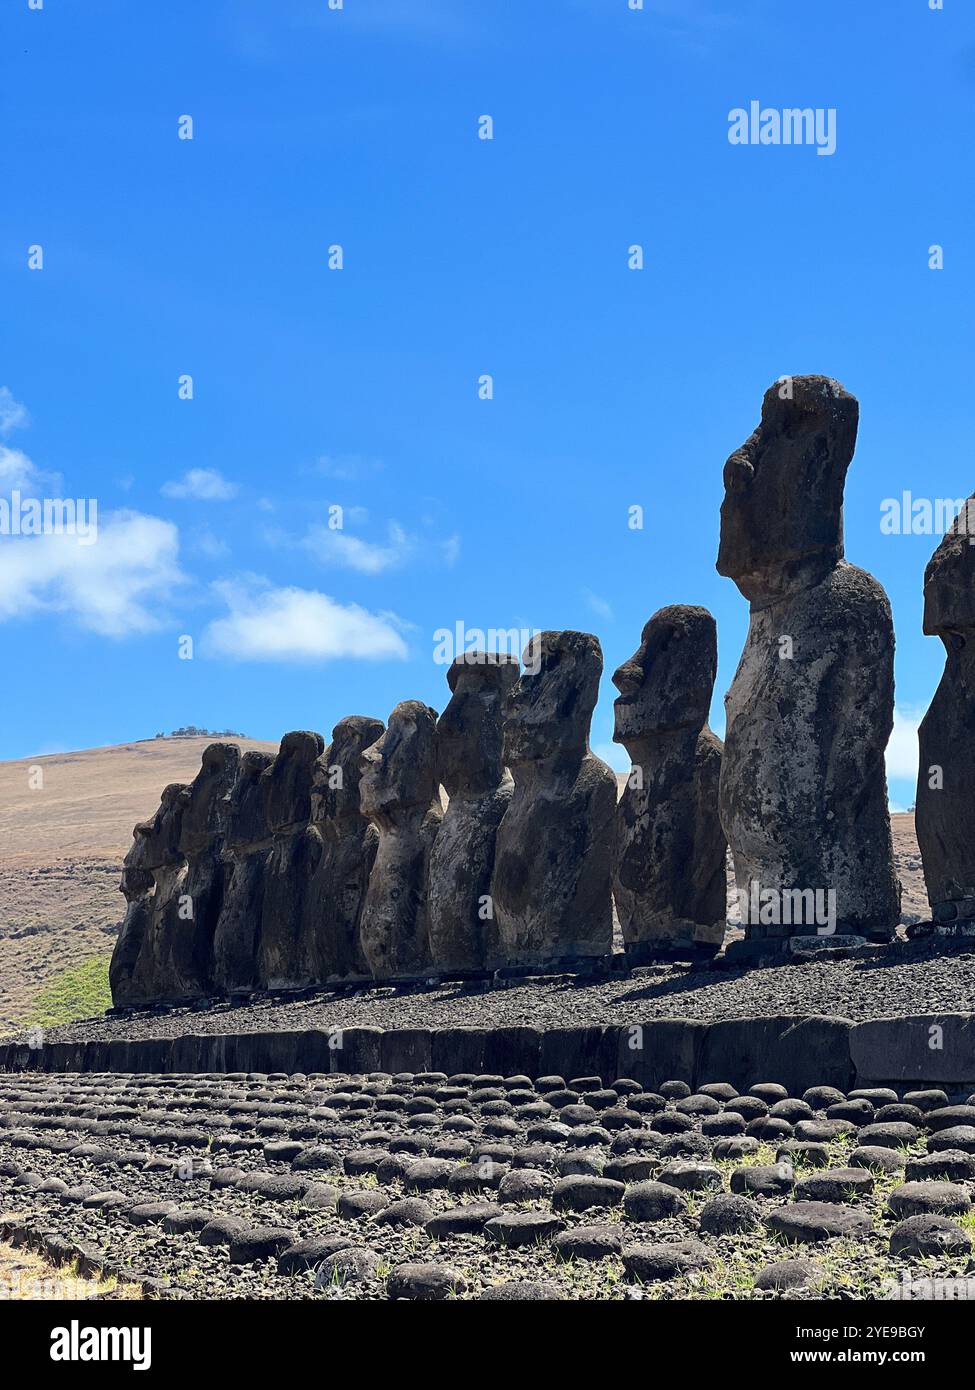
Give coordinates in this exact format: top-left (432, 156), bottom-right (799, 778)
top-left (0, 490), bottom-right (97, 543)
top-left (433, 622), bottom-right (540, 672)
top-left (738, 881), bottom-right (837, 935)
top-left (728, 102), bottom-right (836, 157)
top-left (880, 492), bottom-right (975, 541)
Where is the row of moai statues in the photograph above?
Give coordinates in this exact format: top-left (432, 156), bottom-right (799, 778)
top-left (110, 372), bottom-right (973, 1005)
top-left (110, 619), bottom-right (729, 1005)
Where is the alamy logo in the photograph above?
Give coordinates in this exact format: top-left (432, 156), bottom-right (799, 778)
top-left (728, 101), bottom-right (837, 157)
top-left (50, 1321), bottom-right (151, 1370)
top-left (0, 489), bottom-right (98, 543)
top-left (738, 881), bottom-right (837, 935)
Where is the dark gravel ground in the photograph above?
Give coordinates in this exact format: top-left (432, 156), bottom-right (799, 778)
top-left (29, 938), bottom-right (975, 1046)
top-left (3, 1069), bottom-right (975, 1301)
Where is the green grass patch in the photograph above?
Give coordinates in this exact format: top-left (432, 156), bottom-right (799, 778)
top-left (24, 954), bottom-right (113, 1030)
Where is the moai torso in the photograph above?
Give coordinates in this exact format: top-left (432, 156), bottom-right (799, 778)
top-left (258, 730), bottom-right (325, 990)
top-left (717, 377), bottom-right (899, 945)
top-left (613, 605), bottom-right (726, 960)
top-left (148, 742), bottom-right (240, 1000)
top-left (109, 817), bottom-right (158, 1007)
top-left (491, 631), bottom-right (616, 966)
top-left (917, 497), bottom-right (975, 925)
top-left (212, 750), bottom-right (273, 994)
top-left (358, 702), bottom-right (443, 979)
top-left (116, 782), bottom-right (189, 1004)
top-left (304, 715), bottom-right (385, 981)
top-left (428, 654), bottom-right (519, 971)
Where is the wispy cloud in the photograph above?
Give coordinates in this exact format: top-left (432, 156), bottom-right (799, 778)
top-left (303, 519), bottom-right (414, 574)
top-left (0, 387), bottom-right (29, 436)
top-left (202, 577), bottom-right (409, 663)
top-left (583, 588), bottom-right (614, 622)
top-left (161, 468), bottom-right (238, 501)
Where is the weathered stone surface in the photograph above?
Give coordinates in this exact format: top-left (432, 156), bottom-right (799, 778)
top-left (917, 494), bottom-right (975, 923)
top-left (211, 751), bottom-right (273, 995)
top-left (258, 731), bottom-right (326, 989)
top-left (612, 605), bottom-right (726, 959)
top-left (428, 655), bottom-right (518, 971)
top-left (697, 1015), bottom-right (854, 1094)
top-left (851, 1014), bottom-right (975, 1085)
top-left (889, 1214), bottom-right (972, 1259)
top-left (305, 716), bottom-right (385, 982)
top-left (754, 1258), bottom-right (823, 1291)
top-left (717, 377), bottom-right (899, 941)
top-left (622, 1239), bottom-right (710, 1283)
top-left (766, 1200), bottom-right (872, 1243)
top-left (110, 783), bottom-right (188, 1006)
top-left (358, 702), bottom-right (443, 978)
top-left (491, 631), bottom-right (616, 965)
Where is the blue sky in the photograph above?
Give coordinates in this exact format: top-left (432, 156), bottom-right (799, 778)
top-left (2, 0), bottom-right (973, 812)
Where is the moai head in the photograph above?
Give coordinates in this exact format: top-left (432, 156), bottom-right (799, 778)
top-left (226, 750), bottom-right (274, 848)
top-left (120, 829), bottom-right (153, 901)
top-left (437, 653), bottom-right (520, 795)
top-left (717, 376), bottom-right (859, 604)
top-left (923, 493), bottom-right (975, 640)
top-left (262, 730), bottom-right (325, 833)
top-left (613, 605), bottom-right (717, 749)
top-left (359, 701), bottom-right (440, 820)
top-left (313, 715), bottom-right (385, 824)
top-left (179, 742), bottom-right (241, 858)
top-left (502, 631), bottom-right (602, 767)
top-left (137, 782), bottom-right (188, 871)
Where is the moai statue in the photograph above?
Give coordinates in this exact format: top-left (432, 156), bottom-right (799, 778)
top-left (109, 815), bottom-right (161, 1007)
top-left (917, 494), bottom-right (975, 929)
top-left (358, 702), bottom-right (443, 979)
top-left (211, 750), bottom-right (274, 994)
top-left (257, 730), bottom-right (325, 990)
top-left (428, 654), bottom-right (520, 971)
top-left (491, 631), bottom-right (617, 966)
top-left (304, 715), bottom-right (385, 981)
top-left (110, 782), bottom-right (188, 1005)
top-left (153, 741), bottom-right (241, 999)
top-left (612, 605), bottom-right (727, 961)
top-left (717, 376), bottom-right (900, 955)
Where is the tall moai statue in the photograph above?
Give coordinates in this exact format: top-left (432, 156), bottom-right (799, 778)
top-left (304, 715), bottom-right (385, 981)
top-left (428, 654), bottom-right (519, 971)
top-left (491, 631), bottom-right (617, 966)
top-left (717, 376), bottom-right (900, 953)
top-left (612, 605), bottom-right (727, 961)
top-left (257, 730), bottom-right (325, 990)
top-left (916, 494), bottom-right (975, 928)
top-left (163, 741), bottom-right (241, 998)
top-left (111, 781), bottom-right (189, 1005)
top-left (109, 785), bottom-right (184, 1007)
top-left (358, 701), bottom-right (443, 979)
top-left (211, 750), bottom-right (274, 995)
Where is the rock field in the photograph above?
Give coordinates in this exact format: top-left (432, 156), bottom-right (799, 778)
top-left (3, 1069), bottom-right (975, 1301)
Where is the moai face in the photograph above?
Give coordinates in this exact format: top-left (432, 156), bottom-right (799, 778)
top-left (313, 716), bottom-right (385, 824)
top-left (359, 701), bottom-right (440, 819)
top-left (226, 750), bottom-right (273, 847)
top-left (179, 742), bottom-right (241, 857)
top-left (437, 654), bottom-right (519, 794)
top-left (502, 631), bottom-right (602, 767)
top-left (262, 730), bottom-right (325, 833)
top-left (717, 376), bottom-right (858, 604)
top-left (923, 494), bottom-right (975, 638)
top-left (138, 782), bottom-right (188, 871)
top-left (613, 606), bottom-right (717, 747)
top-left (120, 829), bottom-right (153, 901)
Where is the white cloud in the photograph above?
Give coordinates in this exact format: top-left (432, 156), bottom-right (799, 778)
top-left (0, 445), bottom-right (42, 490)
top-left (0, 510), bottom-right (184, 637)
top-left (303, 519), bottom-right (414, 574)
top-left (161, 468), bottom-right (238, 501)
top-left (202, 578), bottom-right (409, 663)
top-left (885, 705), bottom-right (924, 783)
top-left (442, 533), bottom-right (461, 567)
top-left (0, 388), bottom-right (29, 436)
top-left (190, 525), bottom-right (230, 560)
